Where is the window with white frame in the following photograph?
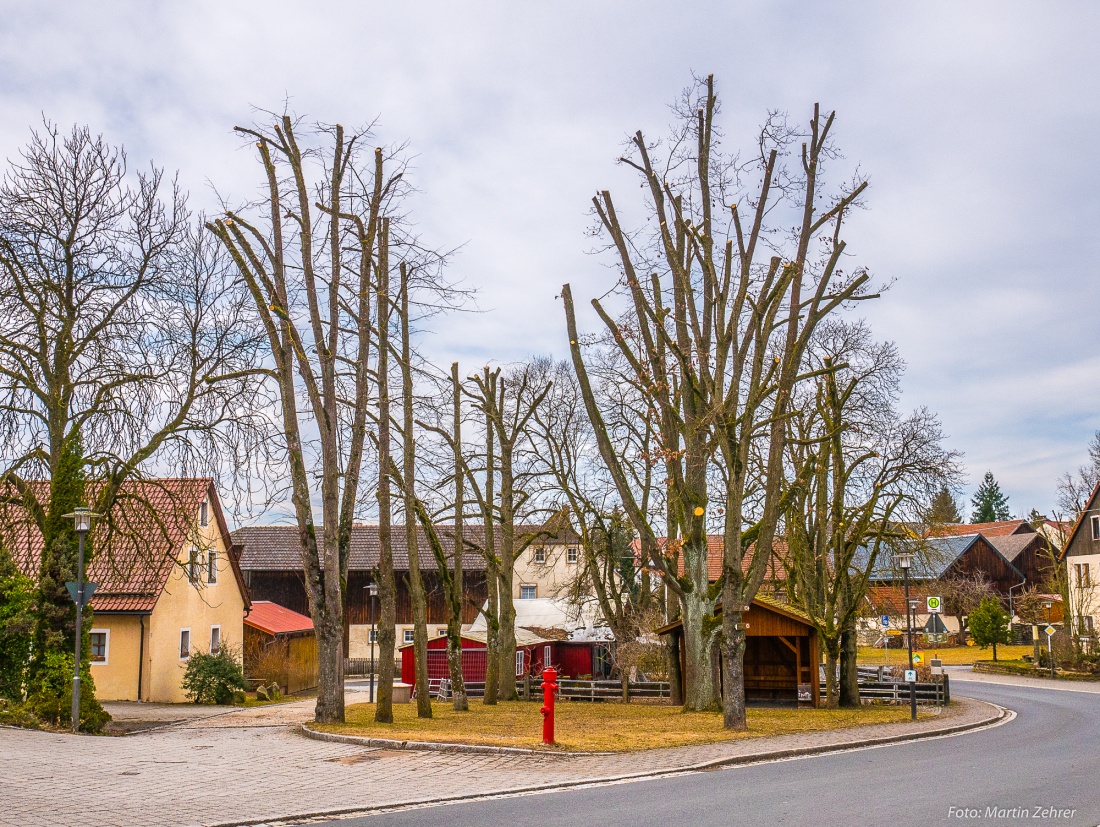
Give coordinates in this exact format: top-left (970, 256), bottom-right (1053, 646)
top-left (1076, 563), bottom-right (1092, 588)
top-left (533, 547), bottom-right (545, 564)
top-left (520, 584), bottom-right (537, 600)
top-left (438, 628), bottom-right (447, 636)
top-left (567, 547), bottom-right (578, 564)
top-left (210, 626), bottom-right (221, 654)
top-left (200, 500), bottom-right (210, 527)
top-left (90, 630), bottom-right (108, 664)
top-left (1092, 514), bottom-right (1100, 541)
top-left (179, 629), bottom-right (191, 659)
top-left (515, 650), bottom-right (525, 676)
top-left (543, 644), bottom-right (551, 666)
top-left (188, 546), bottom-right (200, 584)
top-left (403, 629), bottom-right (415, 644)
top-left (207, 550), bottom-right (218, 584)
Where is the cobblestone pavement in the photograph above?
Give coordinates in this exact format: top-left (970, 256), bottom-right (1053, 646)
top-left (2, 694), bottom-right (999, 827)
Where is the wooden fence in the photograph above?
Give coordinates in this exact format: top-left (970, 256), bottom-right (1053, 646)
top-left (427, 677), bottom-right (671, 702)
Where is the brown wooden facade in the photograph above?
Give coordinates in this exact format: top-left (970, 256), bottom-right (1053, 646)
top-left (243, 569), bottom-right (489, 649)
top-left (658, 598), bottom-right (821, 708)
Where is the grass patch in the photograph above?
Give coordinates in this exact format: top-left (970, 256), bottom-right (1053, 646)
top-left (857, 644), bottom-right (1034, 666)
top-left (314, 700), bottom-right (920, 752)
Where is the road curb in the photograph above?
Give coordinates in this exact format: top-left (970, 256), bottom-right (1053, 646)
top-left (237, 699), bottom-right (1008, 827)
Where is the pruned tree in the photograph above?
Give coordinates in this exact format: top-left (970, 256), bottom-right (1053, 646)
top-left (0, 123), bottom-right (265, 697)
top-left (562, 75), bottom-right (876, 726)
top-left (207, 115), bottom-right (398, 723)
top-left (783, 321), bottom-right (961, 707)
top-left (465, 363), bottom-right (552, 701)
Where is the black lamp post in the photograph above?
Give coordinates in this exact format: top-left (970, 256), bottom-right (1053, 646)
top-left (367, 583), bottom-right (378, 703)
top-left (63, 506), bottom-right (99, 733)
top-left (897, 549), bottom-right (917, 721)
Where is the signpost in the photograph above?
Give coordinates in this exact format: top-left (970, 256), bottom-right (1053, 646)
top-left (927, 596), bottom-right (942, 614)
top-left (1045, 625), bottom-right (1056, 679)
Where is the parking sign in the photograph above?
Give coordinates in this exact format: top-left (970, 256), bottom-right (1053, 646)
top-left (881, 615), bottom-right (890, 628)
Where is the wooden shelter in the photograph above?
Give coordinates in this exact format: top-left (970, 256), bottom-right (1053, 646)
top-left (657, 596), bottom-right (821, 708)
top-left (244, 601), bottom-right (318, 695)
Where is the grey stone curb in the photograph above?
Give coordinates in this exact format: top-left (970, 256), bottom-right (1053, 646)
top-left (222, 699), bottom-right (1009, 827)
top-left (298, 724), bottom-right (613, 756)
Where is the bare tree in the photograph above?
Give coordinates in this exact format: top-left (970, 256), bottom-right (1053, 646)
top-left (1056, 430), bottom-right (1100, 520)
top-left (562, 75), bottom-right (875, 726)
top-left (939, 571), bottom-right (994, 645)
top-left (0, 123), bottom-right (265, 674)
top-left (207, 116), bottom-right (397, 723)
top-left (783, 321), bottom-right (961, 707)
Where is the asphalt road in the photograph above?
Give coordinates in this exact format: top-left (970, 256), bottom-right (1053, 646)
top-left (319, 680), bottom-right (1099, 827)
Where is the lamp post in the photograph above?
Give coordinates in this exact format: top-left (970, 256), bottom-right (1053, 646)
top-left (367, 583), bottom-right (378, 703)
top-left (897, 550), bottom-right (918, 721)
top-left (63, 506), bottom-right (99, 733)
top-left (1044, 599), bottom-right (1055, 679)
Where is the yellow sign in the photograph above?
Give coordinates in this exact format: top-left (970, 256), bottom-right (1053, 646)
top-left (912, 652), bottom-right (924, 665)
top-left (1044, 625), bottom-right (1056, 637)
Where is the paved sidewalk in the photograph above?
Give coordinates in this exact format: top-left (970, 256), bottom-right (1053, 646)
top-left (2, 695), bottom-right (1000, 827)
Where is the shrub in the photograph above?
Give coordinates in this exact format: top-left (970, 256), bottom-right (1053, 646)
top-left (969, 597), bottom-right (1010, 660)
top-left (182, 645), bottom-right (247, 705)
top-left (0, 698), bottom-right (40, 729)
top-left (25, 650), bottom-right (111, 732)
top-left (0, 546), bottom-right (35, 701)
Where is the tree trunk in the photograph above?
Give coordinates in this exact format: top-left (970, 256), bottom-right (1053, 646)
top-left (448, 362), bottom-right (468, 712)
top-left (481, 386), bottom-right (499, 706)
top-left (822, 635), bottom-right (841, 709)
top-left (839, 625), bottom-right (860, 708)
top-left (680, 586), bottom-right (720, 711)
top-left (495, 421), bottom-right (519, 702)
top-left (720, 614), bottom-right (747, 728)
top-left (400, 266), bottom-right (432, 719)
top-left (667, 631), bottom-right (683, 706)
top-left (314, 618), bottom-right (345, 722)
top-left (374, 221), bottom-right (396, 724)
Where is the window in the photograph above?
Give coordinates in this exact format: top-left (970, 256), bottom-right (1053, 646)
top-left (188, 546), bottom-right (200, 584)
top-left (90, 630), bottom-right (108, 664)
top-left (543, 644), bottom-right (552, 666)
top-left (438, 628), bottom-right (447, 636)
top-left (207, 550), bottom-right (218, 584)
top-left (520, 584), bottom-right (537, 600)
top-left (199, 500), bottom-right (209, 527)
top-left (403, 629), bottom-right (415, 644)
top-left (567, 547), bottom-right (578, 564)
top-left (515, 650), bottom-right (525, 676)
top-left (533, 547), bottom-right (545, 564)
top-left (179, 629), bottom-right (191, 660)
top-left (369, 628), bottom-right (378, 643)
top-left (210, 626), bottom-right (221, 654)
top-left (1076, 563), bottom-right (1092, 588)
top-left (1092, 515), bottom-right (1100, 541)
top-left (1080, 616), bottom-right (1095, 635)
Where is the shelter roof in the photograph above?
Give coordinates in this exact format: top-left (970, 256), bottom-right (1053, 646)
top-left (987, 533), bottom-right (1046, 564)
top-left (929, 520), bottom-right (1034, 538)
top-left (245, 601), bottom-right (314, 635)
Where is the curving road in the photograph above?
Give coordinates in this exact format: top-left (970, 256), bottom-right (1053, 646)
top-left (322, 679), bottom-right (1100, 827)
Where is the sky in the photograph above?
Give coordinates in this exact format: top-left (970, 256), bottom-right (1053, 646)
top-left (1, 1), bottom-right (1097, 517)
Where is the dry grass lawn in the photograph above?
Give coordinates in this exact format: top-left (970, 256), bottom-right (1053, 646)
top-left (314, 700), bottom-right (920, 752)
top-left (857, 643), bottom-right (1034, 666)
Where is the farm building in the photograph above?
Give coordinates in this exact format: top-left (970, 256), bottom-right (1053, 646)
top-left (399, 628), bottom-right (610, 685)
top-left (243, 601), bottom-right (318, 695)
top-left (657, 596), bottom-right (821, 708)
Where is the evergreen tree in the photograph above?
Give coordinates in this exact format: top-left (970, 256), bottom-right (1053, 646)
top-left (970, 471), bottom-right (1011, 523)
top-left (968, 595), bottom-right (1010, 661)
top-left (926, 486), bottom-right (963, 524)
top-left (0, 544), bottom-right (35, 701)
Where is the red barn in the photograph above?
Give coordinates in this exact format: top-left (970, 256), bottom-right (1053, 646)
top-left (399, 628), bottom-right (609, 684)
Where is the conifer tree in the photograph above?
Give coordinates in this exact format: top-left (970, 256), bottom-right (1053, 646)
top-left (927, 486), bottom-right (963, 524)
top-left (971, 471), bottom-right (1011, 523)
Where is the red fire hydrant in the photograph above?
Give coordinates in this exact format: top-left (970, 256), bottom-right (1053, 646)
top-left (541, 666), bottom-right (558, 745)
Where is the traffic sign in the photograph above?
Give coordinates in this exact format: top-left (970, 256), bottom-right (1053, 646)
top-left (881, 615), bottom-right (890, 628)
top-left (904, 669), bottom-right (917, 682)
top-left (1045, 625), bottom-right (1056, 637)
top-left (65, 581), bottom-right (97, 607)
top-left (926, 596), bottom-right (942, 614)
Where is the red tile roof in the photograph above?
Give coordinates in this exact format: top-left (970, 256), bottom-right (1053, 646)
top-left (928, 520), bottom-right (1034, 539)
top-left (637, 535), bottom-right (788, 583)
top-left (0, 478), bottom-right (248, 613)
top-left (245, 601), bottom-right (314, 635)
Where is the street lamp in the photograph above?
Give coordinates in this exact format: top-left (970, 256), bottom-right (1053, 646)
top-left (1044, 599), bottom-right (1055, 679)
top-left (63, 506), bottom-right (100, 733)
top-left (366, 583), bottom-right (378, 703)
top-left (896, 549), bottom-right (918, 721)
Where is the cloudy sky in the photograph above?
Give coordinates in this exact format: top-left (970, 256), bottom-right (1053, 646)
top-left (2, 1), bottom-right (1097, 515)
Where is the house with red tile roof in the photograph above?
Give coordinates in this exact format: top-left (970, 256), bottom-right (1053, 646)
top-left (1, 478), bottom-right (249, 703)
